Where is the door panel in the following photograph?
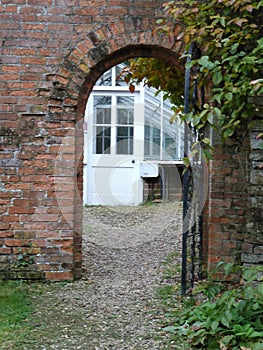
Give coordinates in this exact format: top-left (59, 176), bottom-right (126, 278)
top-left (88, 157), bottom-right (142, 206)
top-left (84, 90), bottom-right (144, 206)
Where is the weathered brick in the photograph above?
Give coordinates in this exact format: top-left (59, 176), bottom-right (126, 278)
top-left (0, 223), bottom-right (11, 230)
top-left (4, 239), bottom-right (30, 247)
top-left (9, 206), bottom-right (35, 215)
top-left (45, 271), bottom-right (74, 281)
top-left (0, 247), bottom-right (12, 254)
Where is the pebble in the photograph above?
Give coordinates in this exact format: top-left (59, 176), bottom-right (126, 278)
top-left (28, 202), bottom-right (183, 350)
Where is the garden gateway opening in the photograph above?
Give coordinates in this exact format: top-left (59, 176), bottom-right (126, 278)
top-left (83, 62), bottom-right (184, 206)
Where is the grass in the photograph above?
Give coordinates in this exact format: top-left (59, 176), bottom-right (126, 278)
top-left (0, 280), bottom-right (34, 350)
top-left (152, 252), bottom-right (191, 349)
top-left (160, 251), bottom-right (181, 280)
top-left (154, 282), bottom-right (191, 349)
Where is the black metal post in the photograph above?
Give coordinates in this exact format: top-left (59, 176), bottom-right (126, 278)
top-left (181, 43), bottom-right (194, 296)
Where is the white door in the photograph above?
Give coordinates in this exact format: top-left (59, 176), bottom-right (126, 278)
top-left (84, 91), bottom-right (144, 206)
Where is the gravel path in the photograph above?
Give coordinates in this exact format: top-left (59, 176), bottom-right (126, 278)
top-left (28, 201), bottom-right (183, 350)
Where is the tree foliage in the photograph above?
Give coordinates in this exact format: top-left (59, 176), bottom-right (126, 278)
top-left (122, 58), bottom-right (184, 106)
top-left (124, 0), bottom-right (263, 143)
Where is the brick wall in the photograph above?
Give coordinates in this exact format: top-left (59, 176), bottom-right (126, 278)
top-left (0, 0), bottom-right (185, 280)
top-left (203, 100), bottom-right (263, 275)
top-left (203, 131), bottom-right (251, 274)
top-left (242, 98), bottom-right (263, 267)
top-left (0, 1), bottom-right (262, 281)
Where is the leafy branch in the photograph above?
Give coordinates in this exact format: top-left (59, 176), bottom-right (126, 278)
top-left (164, 0), bottom-right (263, 139)
top-left (123, 0), bottom-right (263, 158)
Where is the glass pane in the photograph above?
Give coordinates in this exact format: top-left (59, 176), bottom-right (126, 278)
top-left (95, 107), bottom-right (111, 124)
top-left (117, 96), bottom-right (134, 125)
top-left (117, 109), bottom-right (128, 124)
top-left (144, 141), bottom-right (150, 158)
top-left (144, 125), bottom-right (150, 159)
top-left (94, 126), bottom-right (111, 154)
top-left (151, 126), bottom-right (161, 158)
top-left (95, 69), bottom-right (112, 86)
top-left (117, 108), bottom-right (134, 125)
top-left (94, 95), bottom-right (111, 106)
top-left (117, 96), bottom-right (134, 106)
top-left (94, 96), bottom-right (111, 124)
top-left (115, 65), bottom-right (126, 86)
top-left (116, 140), bottom-right (127, 155)
top-left (117, 126), bottom-right (127, 137)
top-left (144, 124), bottom-right (160, 160)
top-left (116, 140), bottom-right (134, 155)
top-left (152, 144), bottom-right (160, 157)
top-left (117, 109), bottom-right (127, 124)
top-left (153, 127), bottom-right (160, 141)
top-left (129, 137), bottom-right (133, 155)
top-left (144, 125), bottom-right (150, 138)
top-left (116, 126), bottom-right (133, 155)
top-left (163, 133), bottom-right (177, 160)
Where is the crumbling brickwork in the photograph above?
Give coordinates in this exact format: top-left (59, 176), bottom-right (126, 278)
top-left (243, 98), bottom-right (263, 267)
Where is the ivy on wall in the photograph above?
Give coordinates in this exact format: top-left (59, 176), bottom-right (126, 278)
top-left (124, 0), bottom-right (263, 152)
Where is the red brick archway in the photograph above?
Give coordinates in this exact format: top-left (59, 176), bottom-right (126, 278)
top-left (0, 1), bottom-right (253, 282)
top-left (50, 43), bottom-right (186, 280)
top-left (48, 42), bottom-right (251, 281)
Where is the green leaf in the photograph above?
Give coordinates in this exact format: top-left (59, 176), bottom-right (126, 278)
top-left (224, 92), bottom-right (233, 101)
top-left (221, 315), bottom-right (230, 328)
top-left (257, 37), bottom-right (263, 49)
top-left (221, 335), bottom-right (234, 346)
top-left (206, 112), bottom-right (213, 124)
top-left (213, 93), bottom-right (223, 104)
top-left (225, 309), bottom-right (232, 323)
top-left (242, 267), bottom-right (258, 282)
top-left (220, 17), bottom-right (225, 27)
top-left (203, 148), bottom-right (213, 161)
top-left (185, 60), bottom-right (195, 70)
top-left (233, 324), bottom-right (243, 333)
top-left (213, 107), bottom-right (221, 118)
top-left (210, 320), bottom-right (219, 332)
top-left (156, 18), bottom-right (164, 25)
top-left (256, 282), bottom-right (263, 297)
top-left (212, 70), bottom-right (223, 85)
top-left (223, 262), bottom-right (234, 279)
top-left (223, 127), bottom-right (234, 139)
top-left (202, 138), bottom-right (211, 145)
top-left (198, 56), bottom-right (215, 70)
top-left (248, 331), bottom-right (263, 338)
top-left (169, 113), bottom-right (178, 124)
top-left (230, 42), bottom-right (239, 54)
top-left (241, 342), bottom-right (263, 350)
